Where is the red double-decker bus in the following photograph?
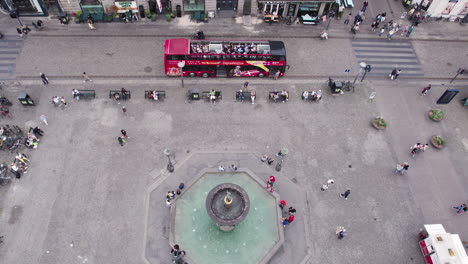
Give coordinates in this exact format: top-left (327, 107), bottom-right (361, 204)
top-left (164, 39), bottom-right (287, 78)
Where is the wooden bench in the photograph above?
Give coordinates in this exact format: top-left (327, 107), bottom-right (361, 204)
top-left (301, 91), bottom-right (322, 102)
top-left (144, 90), bottom-right (166, 101)
top-left (109, 90), bottom-right (131, 100)
top-left (202, 91), bottom-right (222, 102)
top-left (269, 91), bottom-right (289, 103)
top-left (236, 91), bottom-right (252, 102)
top-left (78, 90), bottom-right (96, 99)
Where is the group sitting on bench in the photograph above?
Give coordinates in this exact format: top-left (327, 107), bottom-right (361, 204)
top-left (302, 90), bottom-right (322, 101)
top-left (270, 90), bottom-right (289, 103)
top-left (208, 89), bottom-right (219, 104)
top-left (148, 90), bottom-right (162, 101)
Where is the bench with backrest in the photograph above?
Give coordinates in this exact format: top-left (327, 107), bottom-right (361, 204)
top-left (109, 90), bottom-right (131, 100)
top-left (202, 91), bottom-right (222, 102)
top-left (236, 91), bottom-right (252, 102)
top-left (77, 90), bottom-right (96, 99)
top-left (144, 90), bottom-right (166, 101)
top-left (269, 91), bottom-right (289, 103)
top-left (301, 90), bottom-right (322, 102)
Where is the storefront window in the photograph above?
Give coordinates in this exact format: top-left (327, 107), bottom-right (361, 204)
top-left (298, 2), bottom-right (319, 16)
top-left (5, 0), bottom-right (46, 15)
top-left (183, 0), bottom-right (204, 11)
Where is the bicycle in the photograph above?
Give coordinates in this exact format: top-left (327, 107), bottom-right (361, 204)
top-left (9, 137), bottom-right (24, 153)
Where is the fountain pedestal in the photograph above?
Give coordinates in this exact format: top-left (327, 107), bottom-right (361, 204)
top-left (206, 183), bottom-right (250, 232)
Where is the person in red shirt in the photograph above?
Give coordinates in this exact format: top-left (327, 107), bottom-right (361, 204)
top-left (266, 176), bottom-right (276, 192)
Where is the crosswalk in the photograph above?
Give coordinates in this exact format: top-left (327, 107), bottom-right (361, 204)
top-left (352, 38), bottom-right (424, 77)
top-left (0, 36), bottom-right (23, 80)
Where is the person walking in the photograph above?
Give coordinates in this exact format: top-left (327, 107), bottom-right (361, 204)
top-left (344, 13), bottom-right (351, 24)
top-left (16, 27), bottom-right (24, 38)
top-left (406, 25), bottom-right (414, 37)
top-left (281, 214), bottom-right (295, 227)
top-left (266, 175), bottom-right (276, 192)
top-left (60, 97), bottom-right (67, 107)
top-left (378, 27), bottom-right (385, 37)
top-left (40, 115), bottom-right (48, 125)
top-left (401, 25), bottom-right (409, 36)
top-left (321, 179), bottom-right (335, 191)
top-left (336, 226), bottom-right (347, 239)
top-left (288, 206), bottom-right (296, 215)
top-left (387, 29), bottom-right (395, 40)
top-left (87, 18), bottom-right (96, 30)
top-left (40, 73), bottom-right (49, 84)
top-left (394, 162), bottom-right (409, 175)
top-left (421, 85), bottom-right (431, 96)
top-left (394, 69), bottom-right (402, 79)
top-left (340, 189), bottom-right (351, 200)
top-left (122, 106), bottom-right (127, 115)
top-left (117, 136), bottom-right (126, 146)
top-left (279, 200), bottom-right (287, 210)
top-left (243, 81), bottom-right (249, 89)
top-left (82, 72), bottom-right (91, 82)
top-left (121, 129), bottom-right (129, 139)
top-left (274, 70), bottom-right (281, 80)
top-left (389, 69), bottom-right (397, 80)
top-left (353, 14), bottom-right (361, 25)
top-left (361, 1), bottom-right (369, 12)
top-left (452, 204), bottom-right (467, 215)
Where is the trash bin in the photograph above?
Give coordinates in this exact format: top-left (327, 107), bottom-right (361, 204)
top-left (9, 9), bottom-right (18, 18)
top-left (18, 92), bottom-right (34, 105)
top-left (189, 88), bottom-right (200, 100)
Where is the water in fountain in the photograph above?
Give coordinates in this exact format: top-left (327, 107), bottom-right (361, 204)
top-left (174, 172), bottom-right (279, 264)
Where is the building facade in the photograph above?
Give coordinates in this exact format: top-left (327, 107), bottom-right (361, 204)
top-left (0, 0), bottom-right (256, 17)
top-left (258, 0), bottom-right (335, 19)
top-left (410, 0), bottom-right (468, 19)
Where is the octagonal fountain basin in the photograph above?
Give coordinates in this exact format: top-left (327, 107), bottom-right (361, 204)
top-left (173, 172), bottom-right (280, 264)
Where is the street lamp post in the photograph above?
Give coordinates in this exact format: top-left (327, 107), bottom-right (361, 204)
top-left (163, 148), bottom-right (174, 173)
top-left (361, 64), bottom-right (372, 82)
top-left (449, 68), bottom-right (466, 84)
top-left (326, 11), bottom-right (335, 30)
top-left (177, 61), bottom-right (185, 88)
top-left (352, 62), bottom-right (367, 85)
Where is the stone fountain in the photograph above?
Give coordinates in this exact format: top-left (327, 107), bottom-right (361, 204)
top-left (206, 183), bottom-right (250, 232)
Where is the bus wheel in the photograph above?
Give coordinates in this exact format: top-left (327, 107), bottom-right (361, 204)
top-left (188, 72), bottom-right (196, 77)
top-left (201, 73), bottom-right (209, 78)
top-left (258, 73), bottom-right (265, 78)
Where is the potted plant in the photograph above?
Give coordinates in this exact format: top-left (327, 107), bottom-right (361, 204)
top-left (431, 135), bottom-right (446, 148)
top-left (144, 10), bottom-right (151, 21)
top-left (166, 13), bottom-right (172, 22)
top-left (171, 11), bottom-right (176, 19)
top-left (429, 109), bottom-right (444, 121)
top-left (74, 11), bottom-right (82, 23)
top-left (371, 116), bottom-right (387, 130)
top-left (151, 13), bottom-right (157, 22)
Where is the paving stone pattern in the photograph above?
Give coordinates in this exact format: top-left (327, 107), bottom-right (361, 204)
top-left (352, 38), bottom-right (424, 77)
top-left (0, 36), bottom-right (23, 80)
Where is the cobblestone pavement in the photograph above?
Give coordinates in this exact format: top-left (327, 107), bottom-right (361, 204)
top-left (0, 79), bottom-right (465, 264)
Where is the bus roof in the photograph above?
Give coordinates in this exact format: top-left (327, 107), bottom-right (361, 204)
top-left (165, 39), bottom-right (190, 55)
top-left (166, 39), bottom-right (286, 56)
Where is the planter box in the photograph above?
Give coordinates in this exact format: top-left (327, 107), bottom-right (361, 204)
top-left (428, 110), bottom-right (443, 121)
top-left (371, 119), bottom-right (386, 130)
top-left (431, 136), bottom-right (445, 149)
